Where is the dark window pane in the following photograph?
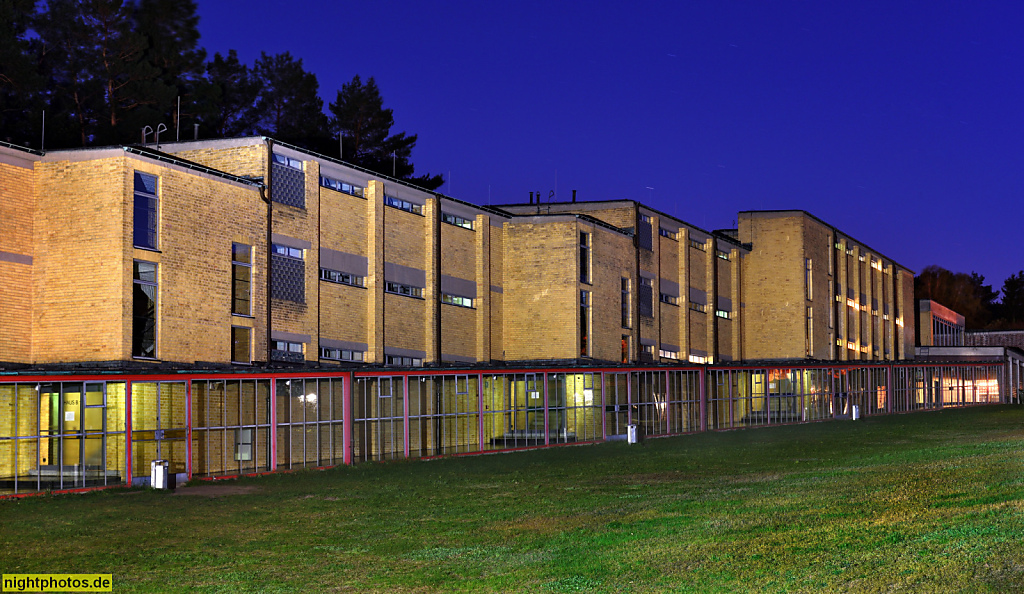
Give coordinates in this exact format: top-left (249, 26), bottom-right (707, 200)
top-left (232, 327), bottom-right (251, 363)
top-left (133, 194), bottom-right (157, 249)
top-left (132, 283), bottom-right (156, 358)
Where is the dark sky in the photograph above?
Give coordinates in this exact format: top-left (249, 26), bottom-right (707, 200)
top-left (197, 1), bottom-right (1024, 291)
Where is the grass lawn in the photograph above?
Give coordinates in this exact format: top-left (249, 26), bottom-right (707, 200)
top-left (3, 405), bottom-right (1024, 593)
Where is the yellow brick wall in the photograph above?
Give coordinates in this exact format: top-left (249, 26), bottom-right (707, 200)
top-left (384, 208), bottom-right (428, 269)
top-left (440, 222), bottom-right (476, 281)
top-left (169, 144), bottom-right (268, 179)
top-left (441, 304), bottom-right (477, 359)
top-left (503, 220), bottom-right (577, 360)
top-left (0, 158), bottom-right (33, 362)
top-left (589, 225), bottom-right (635, 362)
top-left (32, 157), bottom-right (128, 363)
top-left (319, 283), bottom-right (368, 345)
top-left (384, 293), bottom-right (427, 354)
top-left (320, 188), bottom-right (368, 257)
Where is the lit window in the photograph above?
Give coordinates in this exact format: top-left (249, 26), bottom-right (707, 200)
top-left (386, 281), bottom-right (423, 298)
top-left (442, 212), bottom-right (474, 229)
top-left (715, 310), bottom-right (730, 319)
top-left (133, 172), bottom-right (158, 250)
top-left (384, 195), bottom-right (422, 214)
top-left (320, 347), bottom-right (364, 362)
top-left (579, 232), bottom-right (591, 283)
top-left (272, 244), bottom-right (303, 259)
top-left (232, 243), bottom-right (252, 316)
top-left (319, 175), bottom-right (364, 197)
top-left (621, 278), bottom-right (630, 328)
top-left (717, 250), bottom-right (730, 261)
top-left (320, 268), bottom-right (364, 287)
top-left (385, 355), bottom-right (422, 367)
top-left (805, 258), bottom-right (812, 300)
top-left (659, 227), bottom-right (677, 240)
top-left (660, 293), bottom-right (678, 305)
top-left (272, 153), bottom-right (302, 169)
top-left (689, 354), bottom-right (708, 364)
top-left (659, 348), bottom-right (679, 360)
top-left (441, 293), bottom-right (473, 308)
top-left (641, 344), bottom-right (654, 357)
top-left (690, 302), bottom-right (707, 313)
top-left (690, 239), bottom-right (706, 251)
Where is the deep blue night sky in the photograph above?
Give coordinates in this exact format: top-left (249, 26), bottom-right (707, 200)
top-left (197, 1), bottom-right (1024, 291)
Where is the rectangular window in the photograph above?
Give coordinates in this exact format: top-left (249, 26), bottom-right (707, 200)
top-left (320, 347), bottom-right (365, 362)
top-left (133, 172), bottom-right (158, 250)
top-left (441, 293), bottom-right (473, 308)
top-left (580, 290), bottom-right (591, 357)
top-left (385, 355), bottom-right (423, 367)
top-left (320, 268), bottom-right (364, 287)
top-left (660, 293), bottom-right (678, 306)
top-left (272, 153), bottom-right (305, 208)
top-left (384, 195), bottom-right (423, 214)
top-left (621, 335), bottom-right (629, 363)
top-left (231, 326), bottom-right (251, 364)
top-left (806, 307), bottom-right (813, 357)
top-left (272, 340), bottom-right (303, 363)
top-left (639, 277), bottom-right (653, 317)
top-left (579, 232), bottom-right (591, 283)
top-left (690, 302), bottom-right (707, 313)
top-left (232, 243), bottom-right (252, 316)
top-left (805, 258), bottom-right (813, 300)
top-left (133, 261), bottom-right (158, 358)
top-left (659, 227), bottom-right (677, 240)
top-left (659, 348), bottom-right (679, 360)
top-left (621, 278), bottom-right (630, 328)
top-left (272, 153), bottom-right (302, 169)
top-left (442, 212), bottom-right (474, 229)
top-left (828, 279), bottom-right (834, 328)
top-left (641, 344), bottom-right (654, 358)
top-left (689, 354), bottom-right (708, 364)
top-left (319, 175), bottom-right (364, 197)
top-left (690, 239), bottom-right (706, 251)
top-left (717, 249), bottom-right (730, 261)
top-left (715, 309), bottom-right (730, 319)
top-left (271, 243), bottom-right (305, 303)
top-left (386, 281), bottom-right (423, 298)
top-left (638, 214), bottom-right (653, 251)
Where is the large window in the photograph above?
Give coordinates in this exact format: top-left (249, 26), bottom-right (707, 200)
top-left (271, 243), bottom-right (305, 303)
top-left (272, 153), bottom-right (305, 208)
top-left (579, 232), bottom-right (591, 284)
top-left (580, 290), bottom-right (591, 357)
top-left (639, 277), bottom-right (653, 318)
top-left (232, 243), bottom-right (251, 316)
top-left (621, 278), bottom-right (630, 328)
top-left (133, 261), bottom-right (157, 358)
top-left (133, 172), bottom-right (158, 250)
top-left (805, 258), bottom-right (813, 300)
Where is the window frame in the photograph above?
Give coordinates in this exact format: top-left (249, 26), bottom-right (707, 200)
top-left (441, 212), bottom-right (474, 230)
top-left (320, 268), bottom-right (364, 287)
top-left (133, 172), bottom-right (159, 251)
top-left (232, 243), bottom-right (252, 317)
top-left (132, 260), bottom-right (158, 359)
top-left (441, 293), bottom-right (474, 308)
top-left (320, 347), bottom-right (365, 362)
top-left (231, 326), bottom-right (252, 364)
top-left (385, 281), bottom-right (423, 298)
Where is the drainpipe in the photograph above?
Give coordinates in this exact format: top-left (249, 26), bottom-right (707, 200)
top-left (633, 202), bottom-right (641, 363)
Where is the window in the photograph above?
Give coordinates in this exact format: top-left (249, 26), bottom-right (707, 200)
top-left (133, 172), bottom-right (158, 250)
top-left (828, 279), bottom-right (834, 328)
top-left (386, 281), bottom-right (422, 298)
top-left (319, 175), bottom-right (364, 197)
top-left (133, 261), bottom-right (157, 358)
top-left (621, 278), bottom-right (630, 328)
top-left (231, 326), bottom-right (251, 364)
top-left (442, 212), bottom-right (474, 229)
top-left (621, 335), bottom-right (630, 363)
top-left (689, 354), bottom-right (708, 364)
top-left (660, 293), bottom-right (678, 305)
top-left (580, 290), bottom-right (591, 357)
top-left (641, 344), bottom-right (654, 358)
top-left (659, 348), bottom-right (679, 360)
top-left (272, 340), bottom-right (304, 363)
top-left (805, 258), bottom-right (813, 301)
top-left (690, 239), bottom-right (706, 251)
top-left (442, 293), bottom-right (473, 308)
top-left (272, 153), bottom-right (302, 169)
top-left (385, 355), bottom-right (422, 367)
top-left (273, 340), bottom-right (303, 353)
top-left (579, 232), bottom-right (591, 283)
top-left (806, 307), bottom-right (813, 357)
top-left (384, 195), bottom-right (422, 214)
top-left (715, 309), bottom-right (730, 319)
top-left (717, 249), bottom-right (730, 261)
top-left (638, 214), bottom-right (653, 250)
top-left (271, 243), bottom-right (305, 303)
top-left (659, 227), bottom-right (677, 240)
top-left (320, 347), bottom-right (364, 362)
top-left (232, 243), bottom-right (251, 316)
top-left (690, 302), bottom-right (706, 313)
top-left (320, 268), bottom-right (364, 287)
top-left (639, 277), bottom-right (653, 317)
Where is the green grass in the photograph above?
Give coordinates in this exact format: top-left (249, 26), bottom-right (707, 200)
top-left (3, 406), bottom-right (1024, 592)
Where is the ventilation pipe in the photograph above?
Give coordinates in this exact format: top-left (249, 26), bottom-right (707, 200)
top-left (572, 189), bottom-right (577, 203)
top-left (529, 191), bottom-right (534, 204)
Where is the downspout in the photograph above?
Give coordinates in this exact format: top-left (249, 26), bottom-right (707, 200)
top-left (265, 138), bottom-right (274, 364)
top-left (633, 202), bottom-right (641, 362)
top-left (433, 196), bottom-right (442, 365)
top-left (711, 237), bottom-right (719, 362)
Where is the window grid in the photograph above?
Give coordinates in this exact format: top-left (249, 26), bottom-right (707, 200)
top-left (441, 294), bottom-right (473, 308)
top-left (384, 195), bottom-right (422, 214)
top-left (386, 282), bottom-right (423, 298)
top-left (319, 175), bottom-right (364, 197)
top-left (320, 268), bottom-right (364, 287)
top-left (442, 212), bottom-right (474, 229)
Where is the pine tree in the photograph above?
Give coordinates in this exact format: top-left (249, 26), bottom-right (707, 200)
top-left (195, 50), bottom-right (262, 138)
top-left (329, 75), bottom-right (443, 190)
top-left (0, 0), bottom-right (44, 146)
top-left (252, 52), bottom-right (328, 143)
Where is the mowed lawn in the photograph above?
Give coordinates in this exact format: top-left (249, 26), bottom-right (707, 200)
top-left (3, 406), bottom-right (1024, 593)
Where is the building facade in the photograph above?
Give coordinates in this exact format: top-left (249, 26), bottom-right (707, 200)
top-left (1, 138), bottom-right (916, 369)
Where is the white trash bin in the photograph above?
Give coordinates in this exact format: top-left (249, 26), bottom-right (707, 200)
top-left (627, 424), bottom-right (640, 444)
top-left (851, 405), bottom-right (860, 421)
top-left (151, 459), bottom-right (170, 489)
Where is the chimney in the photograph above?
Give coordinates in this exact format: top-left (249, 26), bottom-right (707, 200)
top-left (529, 191), bottom-right (534, 204)
top-left (572, 189), bottom-right (577, 203)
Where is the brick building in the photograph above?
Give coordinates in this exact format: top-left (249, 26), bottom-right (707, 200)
top-left (1, 138), bottom-right (915, 369)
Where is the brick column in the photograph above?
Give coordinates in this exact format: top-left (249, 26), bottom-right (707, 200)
top-left (476, 214), bottom-right (491, 363)
top-left (678, 228), bottom-right (689, 360)
top-left (731, 247), bottom-right (742, 362)
top-left (424, 197), bottom-right (441, 364)
top-left (706, 237), bottom-right (716, 363)
top-left (366, 180), bottom-right (385, 364)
